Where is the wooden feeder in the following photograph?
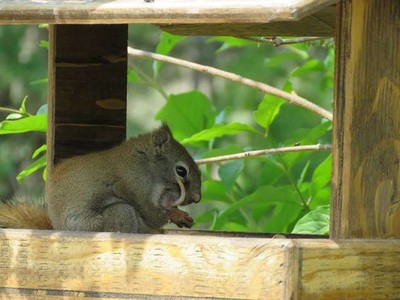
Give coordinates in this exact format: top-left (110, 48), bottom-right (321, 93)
top-left (0, 0), bottom-right (399, 299)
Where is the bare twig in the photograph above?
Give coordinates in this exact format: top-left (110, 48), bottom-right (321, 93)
top-left (195, 144), bottom-right (332, 165)
top-left (264, 36), bottom-right (327, 47)
top-left (0, 107), bottom-right (23, 116)
top-left (235, 36), bottom-right (326, 46)
top-left (127, 47), bottom-right (333, 121)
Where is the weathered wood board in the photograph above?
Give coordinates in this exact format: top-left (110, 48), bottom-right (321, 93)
top-left (1, 229), bottom-right (400, 299)
top-left (0, 229), bottom-right (294, 299)
top-left (0, 0), bottom-right (337, 36)
top-left (332, 0), bottom-right (400, 238)
top-left (46, 24), bottom-right (127, 170)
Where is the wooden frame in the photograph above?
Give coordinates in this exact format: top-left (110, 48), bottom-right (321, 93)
top-left (0, 0), bottom-right (336, 37)
top-left (1, 230), bottom-right (400, 299)
top-left (1, 0), bottom-right (400, 299)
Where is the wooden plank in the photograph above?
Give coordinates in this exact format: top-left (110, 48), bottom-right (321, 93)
top-left (46, 24), bottom-right (127, 170)
top-left (0, 0), bottom-right (337, 37)
top-left (1, 230), bottom-right (400, 299)
top-left (0, 0), bottom-right (337, 24)
top-left (296, 239), bottom-right (400, 299)
top-left (332, 0), bottom-right (400, 238)
top-left (161, 5), bottom-right (336, 37)
top-left (0, 229), bottom-right (294, 299)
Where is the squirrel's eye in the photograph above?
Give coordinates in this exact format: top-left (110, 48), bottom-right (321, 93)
top-left (175, 165), bottom-right (188, 178)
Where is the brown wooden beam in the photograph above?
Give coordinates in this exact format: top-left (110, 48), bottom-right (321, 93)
top-left (0, 1), bottom-right (336, 37)
top-left (1, 229), bottom-right (400, 299)
top-left (46, 25), bottom-right (127, 181)
top-left (332, 0), bottom-right (400, 238)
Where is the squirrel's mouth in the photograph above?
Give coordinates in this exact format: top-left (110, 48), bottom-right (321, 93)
top-left (171, 176), bottom-right (186, 207)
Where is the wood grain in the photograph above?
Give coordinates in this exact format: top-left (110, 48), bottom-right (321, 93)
top-left (0, 0), bottom-right (337, 36)
top-left (161, 6), bottom-right (336, 37)
top-left (1, 230), bottom-right (400, 299)
top-left (46, 24), bottom-right (127, 167)
top-left (296, 239), bottom-right (400, 299)
top-left (332, 0), bottom-right (400, 238)
top-left (0, 229), bottom-right (293, 299)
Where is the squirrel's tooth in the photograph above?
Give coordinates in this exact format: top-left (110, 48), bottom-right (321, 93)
top-left (173, 176), bottom-right (186, 207)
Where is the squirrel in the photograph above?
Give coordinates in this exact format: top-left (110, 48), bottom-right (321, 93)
top-left (0, 124), bottom-right (201, 233)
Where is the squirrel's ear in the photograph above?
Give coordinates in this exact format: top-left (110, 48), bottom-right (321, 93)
top-left (152, 123), bottom-right (172, 148)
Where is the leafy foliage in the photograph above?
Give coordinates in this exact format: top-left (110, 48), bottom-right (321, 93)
top-left (0, 25), bottom-right (333, 234)
top-left (0, 98), bottom-right (47, 183)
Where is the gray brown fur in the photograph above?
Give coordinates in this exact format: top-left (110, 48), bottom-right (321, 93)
top-left (47, 124), bottom-right (201, 233)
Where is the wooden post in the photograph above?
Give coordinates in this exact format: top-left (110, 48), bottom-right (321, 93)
top-left (46, 25), bottom-right (128, 185)
top-left (332, 0), bottom-right (400, 238)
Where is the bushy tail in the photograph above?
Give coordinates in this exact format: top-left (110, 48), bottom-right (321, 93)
top-left (0, 196), bottom-right (52, 229)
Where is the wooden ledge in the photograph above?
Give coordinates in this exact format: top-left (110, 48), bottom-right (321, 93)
top-left (1, 229), bottom-right (399, 299)
top-left (0, 0), bottom-right (337, 36)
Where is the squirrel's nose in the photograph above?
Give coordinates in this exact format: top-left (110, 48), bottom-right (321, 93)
top-left (191, 193), bottom-right (201, 204)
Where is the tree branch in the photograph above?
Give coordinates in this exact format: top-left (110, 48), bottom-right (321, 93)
top-left (264, 36), bottom-right (327, 47)
top-left (127, 47), bottom-right (333, 121)
top-left (195, 144), bottom-right (332, 165)
top-left (0, 107), bottom-right (23, 116)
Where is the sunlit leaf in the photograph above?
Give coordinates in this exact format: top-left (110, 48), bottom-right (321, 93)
top-left (19, 96), bottom-right (29, 115)
top-left (311, 154), bottom-right (332, 197)
top-left (153, 32), bottom-right (186, 75)
top-left (218, 160), bottom-right (244, 189)
top-left (32, 144), bottom-right (47, 159)
top-left (36, 104), bottom-right (47, 115)
top-left (156, 91), bottom-right (216, 141)
top-left (202, 180), bottom-right (231, 203)
top-left (0, 115), bottom-right (47, 134)
top-left (290, 59), bottom-right (325, 78)
top-left (292, 205), bottom-right (330, 235)
top-left (254, 81), bottom-right (292, 135)
top-left (16, 155), bottom-right (46, 183)
top-left (182, 122), bottom-right (258, 144)
top-left (208, 36), bottom-right (253, 53)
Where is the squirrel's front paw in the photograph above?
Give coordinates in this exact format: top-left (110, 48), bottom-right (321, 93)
top-left (166, 208), bottom-right (193, 228)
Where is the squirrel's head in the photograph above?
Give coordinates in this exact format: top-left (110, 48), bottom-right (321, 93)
top-left (135, 124), bottom-right (201, 211)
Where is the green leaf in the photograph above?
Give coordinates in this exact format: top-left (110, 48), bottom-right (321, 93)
top-left (30, 78), bottom-right (48, 86)
top-left (155, 91), bottom-right (216, 141)
top-left (264, 51), bottom-right (306, 68)
top-left (290, 59), bottom-right (325, 78)
top-left (154, 32), bottom-right (186, 75)
top-left (281, 121), bottom-right (332, 168)
top-left (254, 81), bottom-right (292, 134)
top-left (218, 160), bottom-right (244, 189)
top-left (201, 144), bottom-right (243, 159)
top-left (310, 187), bottom-right (330, 209)
top-left (127, 69), bottom-right (143, 83)
top-left (219, 221), bottom-right (249, 232)
top-left (16, 155), bottom-right (46, 183)
top-left (262, 201), bottom-right (304, 232)
top-left (254, 95), bottom-right (285, 131)
top-left (292, 205), bottom-right (330, 235)
top-left (39, 40), bottom-right (49, 49)
top-left (297, 161), bottom-right (310, 188)
top-left (218, 185), bottom-right (299, 221)
top-left (32, 144), bottom-right (47, 159)
top-left (208, 36), bottom-right (253, 53)
top-left (182, 122), bottom-right (258, 144)
top-left (202, 180), bottom-right (231, 203)
top-left (19, 96), bottom-right (29, 115)
top-left (311, 154), bottom-right (332, 198)
top-left (6, 113), bottom-right (23, 120)
top-left (200, 145), bottom-right (243, 178)
top-left (0, 115), bottom-right (47, 134)
top-left (36, 104), bottom-right (47, 115)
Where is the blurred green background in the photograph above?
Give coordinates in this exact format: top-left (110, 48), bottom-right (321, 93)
top-left (0, 25), bottom-right (333, 233)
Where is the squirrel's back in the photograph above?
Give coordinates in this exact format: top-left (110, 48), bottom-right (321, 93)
top-left (0, 196), bottom-right (52, 229)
